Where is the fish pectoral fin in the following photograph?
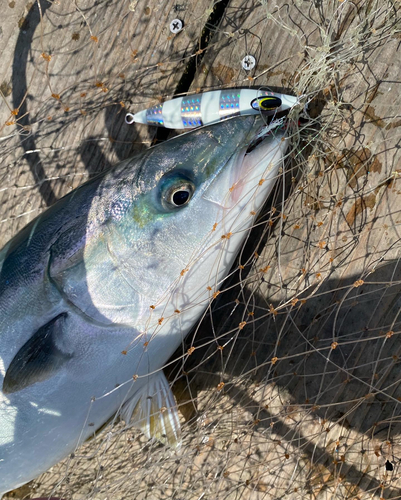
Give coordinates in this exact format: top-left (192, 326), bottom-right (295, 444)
top-left (3, 313), bottom-right (72, 394)
top-left (121, 371), bottom-right (182, 449)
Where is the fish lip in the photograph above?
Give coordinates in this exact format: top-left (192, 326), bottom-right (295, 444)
top-left (239, 120), bottom-right (283, 172)
top-left (229, 120), bottom-right (285, 203)
top-left (244, 120), bottom-right (282, 154)
top-left (234, 120), bottom-right (278, 164)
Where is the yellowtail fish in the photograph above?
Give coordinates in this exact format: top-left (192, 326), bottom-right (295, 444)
top-left (0, 115), bottom-right (288, 496)
top-left (125, 88), bottom-right (298, 128)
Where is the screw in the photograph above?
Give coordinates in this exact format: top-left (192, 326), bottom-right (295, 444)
top-left (242, 55), bottom-right (256, 71)
top-left (170, 19), bottom-right (183, 34)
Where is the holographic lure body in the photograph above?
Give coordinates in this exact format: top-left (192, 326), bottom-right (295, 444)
top-left (126, 89), bottom-right (298, 129)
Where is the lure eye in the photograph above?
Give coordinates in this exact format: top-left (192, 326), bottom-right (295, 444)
top-left (160, 176), bottom-right (195, 210)
top-left (251, 96), bottom-right (282, 112)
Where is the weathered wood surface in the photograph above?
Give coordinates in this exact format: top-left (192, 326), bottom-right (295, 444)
top-left (0, 0), bottom-right (211, 244)
top-left (1, 0), bottom-right (401, 499)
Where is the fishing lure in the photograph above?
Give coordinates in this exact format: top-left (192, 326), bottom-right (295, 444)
top-left (125, 89), bottom-right (298, 129)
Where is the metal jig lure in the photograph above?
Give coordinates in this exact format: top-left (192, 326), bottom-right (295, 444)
top-left (125, 89), bottom-right (298, 129)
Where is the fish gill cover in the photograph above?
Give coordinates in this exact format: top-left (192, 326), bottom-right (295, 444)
top-left (0, 0), bottom-right (401, 499)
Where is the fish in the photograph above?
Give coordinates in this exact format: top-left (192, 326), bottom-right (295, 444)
top-left (125, 88), bottom-right (298, 129)
top-left (0, 115), bottom-right (289, 496)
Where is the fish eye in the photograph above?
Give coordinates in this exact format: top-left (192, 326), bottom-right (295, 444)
top-left (160, 175), bottom-right (195, 210)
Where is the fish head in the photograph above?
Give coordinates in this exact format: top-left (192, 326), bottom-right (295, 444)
top-left (96, 115), bottom-right (288, 325)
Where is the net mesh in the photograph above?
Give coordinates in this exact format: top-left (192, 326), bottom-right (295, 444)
top-left (2, 0), bottom-right (401, 498)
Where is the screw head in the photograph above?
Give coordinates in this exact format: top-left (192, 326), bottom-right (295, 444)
top-left (170, 19), bottom-right (183, 34)
top-left (242, 55), bottom-right (256, 71)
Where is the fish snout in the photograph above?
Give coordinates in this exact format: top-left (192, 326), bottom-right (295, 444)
top-left (202, 125), bottom-right (287, 210)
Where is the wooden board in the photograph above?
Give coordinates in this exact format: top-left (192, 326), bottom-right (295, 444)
top-left (1, 0), bottom-right (401, 499)
top-left (0, 0), bottom-right (211, 244)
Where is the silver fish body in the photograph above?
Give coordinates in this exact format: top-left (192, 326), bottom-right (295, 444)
top-left (0, 116), bottom-right (288, 495)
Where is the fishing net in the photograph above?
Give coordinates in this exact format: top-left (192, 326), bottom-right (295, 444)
top-left (1, 0), bottom-right (401, 498)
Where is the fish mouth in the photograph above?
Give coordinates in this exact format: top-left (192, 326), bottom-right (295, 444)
top-left (244, 117), bottom-right (285, 153)
top-left (202, 117), bottom-right (285, 208)
top-left (235, 120), bottom-right (284, 184)
top-left (244, 122), bottom-right (277, 154)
